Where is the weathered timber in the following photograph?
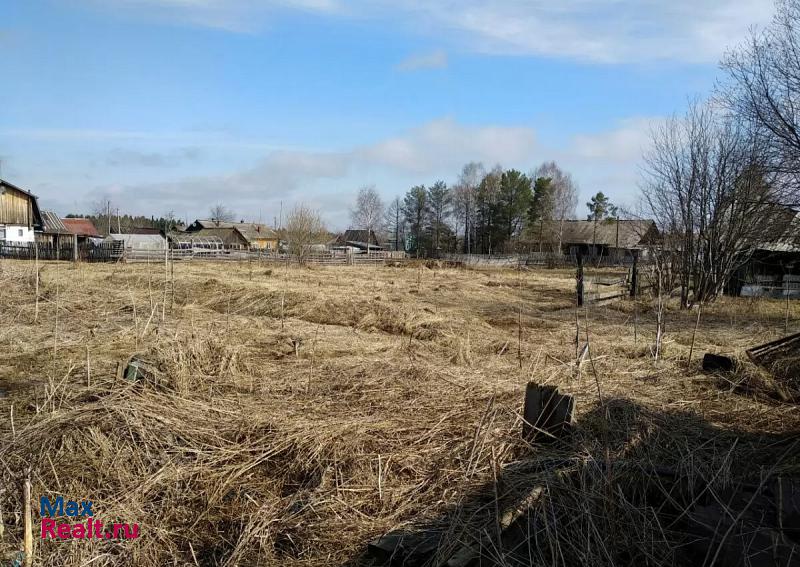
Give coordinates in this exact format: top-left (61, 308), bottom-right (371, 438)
top-left (702, 353), bottom-right (737, 373)
top-left (522, 383), bottom-right (575, 442)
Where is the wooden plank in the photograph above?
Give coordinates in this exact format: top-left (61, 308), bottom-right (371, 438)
top-left (522, 383), bottom-right (574, 442)
top-left (746, 332), bottom-right (800, 362)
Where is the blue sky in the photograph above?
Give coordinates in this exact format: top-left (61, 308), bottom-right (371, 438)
top-left (0, 0), bottom-right (775, 228)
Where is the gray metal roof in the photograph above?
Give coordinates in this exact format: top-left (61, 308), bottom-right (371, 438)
top-left (40, 210), bottom-right (70, 234)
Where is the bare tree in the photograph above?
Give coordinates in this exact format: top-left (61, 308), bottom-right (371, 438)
top-left (641, 99), bottom-right (784, 306)
top-left (477, 165), bottom-right (503, 255)
top-left (163, 210), bottom-right (177, 233)
top-left (210, 204), bottom-right (235, 226)
top-left (383, 197), bottom-right (405, 252)
top-left (453, 162), bottom-right (484, 253)
top-left (350, 185), bottom-right (384, 255)
top-left (531, 161), bottom-right (578, 252)
top-left (721, 0), bottom-right (800, 182)
top-left (91, 198), bottom-right (113, 236)
top-left (285, 204), bottom-right (326, 264)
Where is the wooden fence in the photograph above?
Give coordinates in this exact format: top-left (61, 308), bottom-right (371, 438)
top-left (437, 252), bottom-right (639, 269)
top-left (0, 241), bottom-right (121, 262)
top-left (121, 249), bottom-right (409, 265)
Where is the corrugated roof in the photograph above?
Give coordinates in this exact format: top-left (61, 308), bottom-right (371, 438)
top-left (61, 218), bottom-right (101, 237)
top-left (40, 210), bottom-right (70, 234)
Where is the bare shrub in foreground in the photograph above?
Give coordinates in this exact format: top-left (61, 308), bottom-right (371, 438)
top-left (641, 100), bottom-right (788, 306)
top-left (285, 204), bottom-right (326, 264)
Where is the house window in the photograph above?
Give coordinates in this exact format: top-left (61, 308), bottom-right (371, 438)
top-left (18, 229), bottom-right (24, 238)
top-left (0, 227), bottom-right (5, 241)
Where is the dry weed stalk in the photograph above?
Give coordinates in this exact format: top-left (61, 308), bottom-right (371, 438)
top-left (0, 260), bottom-right (797, 566)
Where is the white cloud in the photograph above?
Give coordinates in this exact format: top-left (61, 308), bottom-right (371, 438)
top-left (552, 117), bottom-right (666, 211)
top-left (570, 117), bottom-right (657, 163)
top-left (64, 118), bottom-right (536, 227)
top-left (0, 127), bottom-right (297, 151)
top-left (81, 0), bottom-right (776, 63)
top-left (14, 116), bottom-right (664, 225)
top-left (401, 0), bottom-right (776, 63)
top-left (358, 118), bottom-right (536, 173)
top-left (396, 50), bottom-right (448, 71)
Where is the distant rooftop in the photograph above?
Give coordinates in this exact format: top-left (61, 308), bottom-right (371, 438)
top-left (61, 218), bottom-right (101, 238)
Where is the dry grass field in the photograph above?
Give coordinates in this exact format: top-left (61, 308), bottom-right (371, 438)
top-left (0, 258), bottom-right (798, 566)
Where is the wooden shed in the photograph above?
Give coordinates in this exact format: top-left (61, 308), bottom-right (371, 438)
top-left (61, 218), bottom-right (102, 245)
top-left (38, 210), bottom-right (72, 246)
top-left (529, 219), bottom-right (659, 260)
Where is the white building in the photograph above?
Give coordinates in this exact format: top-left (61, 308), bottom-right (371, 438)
top-left (0, 179), bottom-right (43, 243)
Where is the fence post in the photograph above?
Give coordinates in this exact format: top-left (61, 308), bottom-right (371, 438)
top-left (73, 234), bottom-right (78, 263)
top-left (576, 251), bottom-right (584, 307)
top-left (630, 256), bottom-right (638, 298)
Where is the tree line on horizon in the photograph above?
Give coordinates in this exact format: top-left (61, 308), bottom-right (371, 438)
top-left (70, 163), bottom-right (619, 257)
top-left (65, 210), bottom-right (180, 237)
top-left (353, 162), bottom-right (618, 257)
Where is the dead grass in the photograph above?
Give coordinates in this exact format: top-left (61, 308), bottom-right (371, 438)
top-left (0, 258), bottom-right (798, 566)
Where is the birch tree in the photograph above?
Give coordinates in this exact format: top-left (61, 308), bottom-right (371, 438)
top-left (530, 161), bottom-right (578, 252)
top-left (453, 162), bottom-right (484, 254)
top-left (350, 185), bottom-right (384, 254)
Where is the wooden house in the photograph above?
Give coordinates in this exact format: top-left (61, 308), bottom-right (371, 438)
top-left (733, 208), bottom-right (800, 297)
top-left (529, 219), bottom-right (658, 260)
top-left (37, 211), bottom-right (72, 246)
top-left (0, 179), bottom-right (43, 243)
top-left (185, 220), bottom-right (279, 250)
top-left (331, 229), bottom-right (384, 252)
